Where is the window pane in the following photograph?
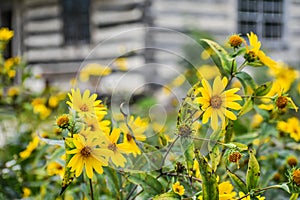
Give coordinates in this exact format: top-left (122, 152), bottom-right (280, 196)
top-left (62, 0), bottom-right (90, 45)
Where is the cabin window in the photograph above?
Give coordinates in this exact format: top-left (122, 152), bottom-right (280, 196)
top-left (238, 0), bottom-right (284, 41)
top-left (62, 0), bottom-right (90, 45)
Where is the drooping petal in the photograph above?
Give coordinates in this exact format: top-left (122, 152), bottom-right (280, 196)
top-left (224, 109), bottom-right (237, 120)
top-left (85, 157), bottom-right (94, 178)
top-left (226, 102), bottom-right (242, 110)
top-left (210, 109), bottom-right (219, 130)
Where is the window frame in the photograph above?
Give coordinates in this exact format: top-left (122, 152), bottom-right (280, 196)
top-left (237, 0), bottom-right (287, 49)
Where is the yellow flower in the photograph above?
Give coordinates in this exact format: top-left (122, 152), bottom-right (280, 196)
top-left (195, 76), bottom-right (242, 130)
top-left (8, 69), bottom-right (16, 78)
top-left (47, 161), bottom-right (64, 178)
top-left (259, 82), bottom-right (298, 112)
top-left (269, 62), bottom-right (298, 92)
top-left (22, 187), bottom-right (31, 198)
top-left (197, 65), bottom-right (221, 80)
top-left (251, 113), bottom-right (264, 128)
top-left (238, 192), bottom-right (265, 200)
top-left (0, 27), bottom-right (14, 41)
top-left (277, 117), bottom-right (300, 141)
top-left (244, 32), bottom-right (277, 70)
top-left (172, 181), bottom-right (185, 196)
top-left (104, 128), bottom-right (131, 167)
top-left (121, 132), bottom-right (141, 156)
top-left (115, 57), bottom-right (128, 71)
top-left (33, 104), bottom-right (51, 119)
top-left (7, 86), bottom-right (20, 97)
top-left (218, 181), bottom-right (237, 200)
top-left (67, 88), bottom-right (107, 118)
top-left (4, 57), bottom-right (20, 71)
top-left (19, 136), bottom-right (39, 159)
top-left (66, 134), bottom-right (112, 179)
top-left (119, 116), bottom-right (148, 141)
top-left (79, 63), bottom-right (112, 82)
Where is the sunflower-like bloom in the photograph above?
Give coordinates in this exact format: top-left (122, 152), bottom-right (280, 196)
top-left (277, 117), bottom-right (300, 141)
top-left (172, 181), bottom-right (185, 196)
top-left (66, 134), bottom-right (112, 179)
top-left (119, 116), bottom-right (148, 141)
top-left (195, 76), bottom-right (242, 131)
top-left (67, 88), bottom-right (107, 118)
top-left (244, 32), bottom-right (277, 70)
top-left (104, 128), bottom-right (132, 167)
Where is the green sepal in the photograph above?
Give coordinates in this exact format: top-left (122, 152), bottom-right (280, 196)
top-left (227, 169), bottom-right (248, 194)
top-left (246, 149), bottom-right (260, 191)
top-left (199, 39), bottom-right (233, 77)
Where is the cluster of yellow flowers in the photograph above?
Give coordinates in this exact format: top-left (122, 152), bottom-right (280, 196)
top-left (57, 88), bottom-right (148, 179)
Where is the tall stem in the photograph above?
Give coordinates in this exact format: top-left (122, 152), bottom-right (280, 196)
top-left (89, 178), bottom-right (94, 200)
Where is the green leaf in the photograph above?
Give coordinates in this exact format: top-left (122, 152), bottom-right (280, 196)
top-left (199, 39), bottom-right (233, 76)
top-left (153, 192), bottom-right (181, 200)
top-left (196, 155), bottom-right (219, 200)
top-left (246, 149), bottom-right (260, 191)
top-left (254, 81), bottom-right (273, 96)
top-left (235, 71), bottom-right (257, 94)
top-left (104, 167), bottom-right (122, 199)
top-left (209, 144), bottom-right (221, 172)
top-left (184, 142), bottom-right (195, 174)
top-left (127, 172), bottom-right (164, 198)
top-left (227, 169), bottom-right (248, 194)
top-left (238, 97), bottom-right (253, 117)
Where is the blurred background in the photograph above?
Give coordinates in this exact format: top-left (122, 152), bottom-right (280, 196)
top-left (0, 0), bottom-right (299, 91)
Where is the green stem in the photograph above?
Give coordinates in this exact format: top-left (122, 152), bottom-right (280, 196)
top-left (160, 135), bottom-right (180, 170)
top-left (89, 178), bottom-right (94, 200)
top-left (237, 60), bottom-right (248, 72)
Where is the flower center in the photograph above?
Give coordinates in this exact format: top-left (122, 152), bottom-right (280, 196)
top-left (108, 143), bottom-right (117, 152)
top-left (276, 96), bottom-right (288, 109)
top-left (81, 146), bottom-right (92, 157)
top-left (80, 104), bottom-right (89, 112)
top-left (210, 95), bottom-right (222, 109)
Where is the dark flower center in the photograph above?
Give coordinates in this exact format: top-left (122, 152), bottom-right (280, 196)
top-left (210, 95), bottom-right (222, 109)
top-left (81, 146), bottom-right (92, 157)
